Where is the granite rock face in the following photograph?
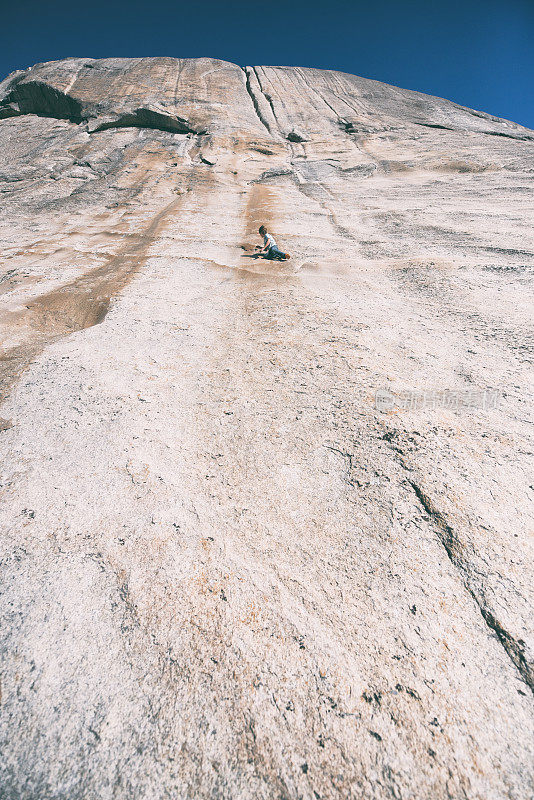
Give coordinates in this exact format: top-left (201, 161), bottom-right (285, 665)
top-left (0, 57), bottom-right (533, 800)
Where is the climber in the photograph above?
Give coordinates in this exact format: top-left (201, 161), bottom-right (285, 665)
top-left (254, 225), bottom-right (290, 261)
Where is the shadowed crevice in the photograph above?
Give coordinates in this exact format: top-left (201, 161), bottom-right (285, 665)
top-left (0, 82), bottom-right (205, 138)
top-left (243, 67), bottom-right (273, 135)
top-left (0, 80), bottom-right (83, 123)
top-left (251, 67), bottom-right (283, 136)
top-left (413, 120), bottom-right (534, 140)
top-left (89, 108), bottom-right (206, 136)
top-left (410, 480), bottom-right (533, 693)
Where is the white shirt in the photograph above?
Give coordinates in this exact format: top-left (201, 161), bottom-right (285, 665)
top-left (264, 233), bottom-right (277, 248)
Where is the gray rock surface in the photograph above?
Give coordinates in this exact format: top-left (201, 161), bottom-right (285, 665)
top-left (0, 57), bottom-right (533, 799)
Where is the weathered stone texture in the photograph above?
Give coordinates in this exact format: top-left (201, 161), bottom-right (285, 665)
top-left (0, 57), bottom-right (533, 800)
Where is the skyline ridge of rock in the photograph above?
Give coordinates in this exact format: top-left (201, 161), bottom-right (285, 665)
top-left (1, 56), bottom-right (533, 140)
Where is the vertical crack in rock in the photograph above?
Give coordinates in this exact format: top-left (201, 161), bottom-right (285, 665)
top-left (296, 67), bottom-right (347, 126)
top-left (410, 481), bottom-right (533, 693)
top-left (251, 67), bottom-right (283, 135)
top-left (293, 178), bottom-right (357, 242)
top-left (242, 67), bottom-right (273, 135)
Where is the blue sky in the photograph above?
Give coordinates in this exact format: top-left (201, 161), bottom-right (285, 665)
top-left (2, 0), bottom-right (533, 128)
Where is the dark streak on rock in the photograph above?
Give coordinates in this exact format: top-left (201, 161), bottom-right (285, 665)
top-left (413, 120), bottom-right (534, 141)
top-left (410, 480), bottom-right (533, 693)
top-left (251, 67), bottom-right (282, 134)
top-left (243, 67), bottom-right (272, 135)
